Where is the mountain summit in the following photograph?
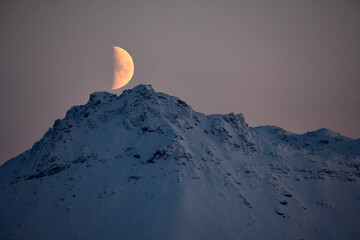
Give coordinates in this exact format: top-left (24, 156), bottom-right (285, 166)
top-left (1, 84), bottom-right (359, 240)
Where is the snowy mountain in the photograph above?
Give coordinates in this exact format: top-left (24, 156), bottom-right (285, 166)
top-left (1, 84), bottom-right (359, 240)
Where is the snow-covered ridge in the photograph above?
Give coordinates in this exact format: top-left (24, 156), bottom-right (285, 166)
top-left (0, 84), bottom-right (359, 240)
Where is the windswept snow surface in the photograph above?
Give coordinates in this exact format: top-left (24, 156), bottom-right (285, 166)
top-left (0, 85), bottom-right (359, 240)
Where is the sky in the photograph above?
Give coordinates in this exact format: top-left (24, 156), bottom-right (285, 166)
top-left (0, 0), bottom-right (359, 165)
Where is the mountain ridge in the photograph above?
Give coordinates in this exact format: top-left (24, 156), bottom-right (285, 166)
top-left (1, 84), bottom-right (359, 240)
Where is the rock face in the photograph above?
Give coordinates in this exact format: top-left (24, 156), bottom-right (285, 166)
top-left (0, 84), bottom-right (359, 240)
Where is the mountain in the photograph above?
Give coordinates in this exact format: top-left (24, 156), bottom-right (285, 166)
top-left (0, 84), bottom-right (359, 240)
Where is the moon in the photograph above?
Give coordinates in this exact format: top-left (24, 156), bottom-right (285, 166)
top-left (112, 46), bottom-right (134, 90)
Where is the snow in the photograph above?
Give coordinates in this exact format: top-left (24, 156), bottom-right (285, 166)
top-left (0, 84), bottom-right (359, 240)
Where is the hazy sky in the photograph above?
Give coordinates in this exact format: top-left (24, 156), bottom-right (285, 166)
top-left (0, 0), bottom-right (359, 165)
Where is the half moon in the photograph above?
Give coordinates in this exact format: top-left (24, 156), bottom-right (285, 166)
top-left (112, 46), bottom-right (134, 90)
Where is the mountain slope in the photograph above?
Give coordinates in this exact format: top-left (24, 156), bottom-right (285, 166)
top-left (1, 84), bottom-right (359, 240)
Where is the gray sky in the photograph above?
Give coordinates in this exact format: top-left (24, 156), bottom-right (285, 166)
top-left (1, 0), bottom-right (359, 165)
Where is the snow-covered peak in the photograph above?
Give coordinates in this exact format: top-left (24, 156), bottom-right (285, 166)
top-left (88, 91), bottom-right (116, 104)
top-left (62, 85), bottom-right (192, 125)
top-left (0, 84), bottom-right (359, 240)
top-left (124, 84), bottom-right (154, 93)
top-left (253, 125), bottom-right (295, 140)
top-left (304, 128), bottom-right (341, 139)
